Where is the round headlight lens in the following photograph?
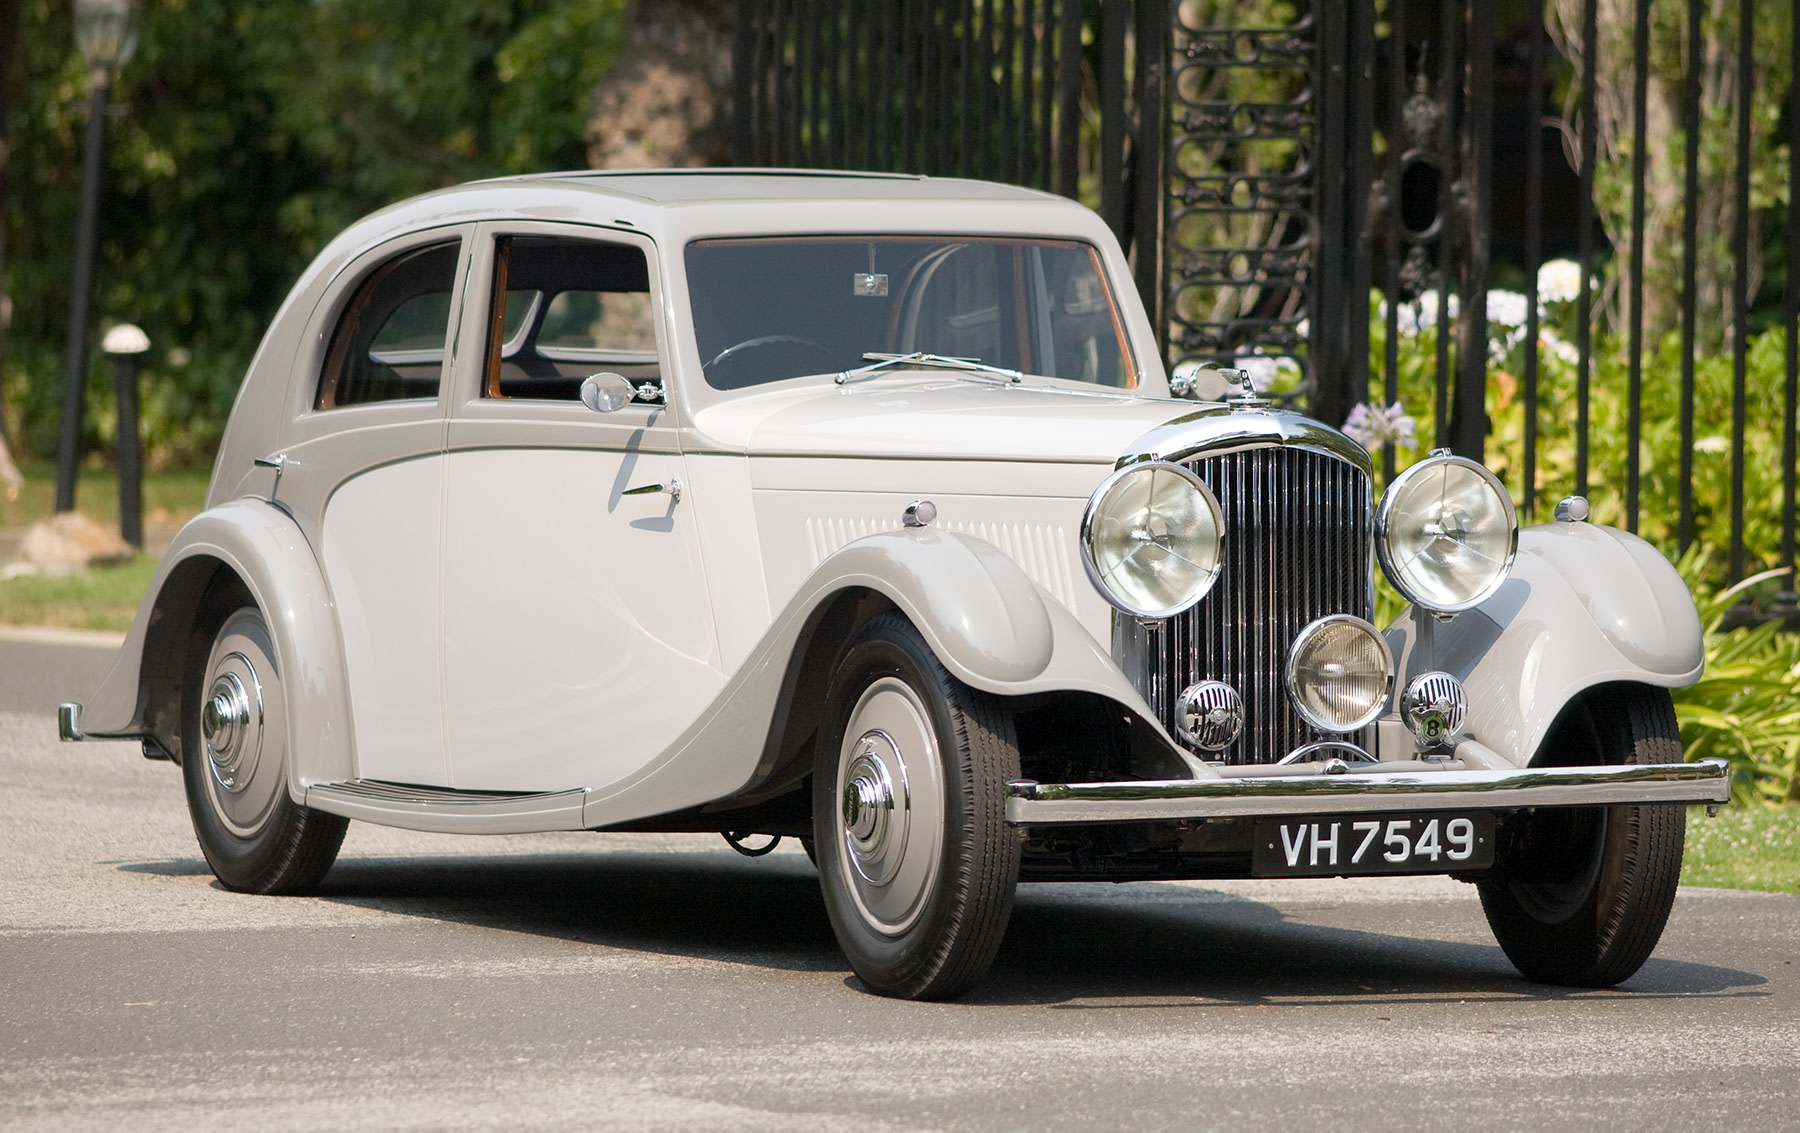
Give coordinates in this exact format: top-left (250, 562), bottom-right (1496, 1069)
top-left (1286, 615), bottom-right (1394, 733)
top-left (1081, 461), bottom-right (1224, 619)
top-left (1376, 454), bottom-right (1519, 613)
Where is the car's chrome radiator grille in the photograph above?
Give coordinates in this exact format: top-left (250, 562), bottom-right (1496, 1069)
top-left (1127, 445), bottom-right (1374, 765)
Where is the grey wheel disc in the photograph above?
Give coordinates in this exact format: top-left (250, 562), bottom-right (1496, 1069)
top-left (199, 610), bottom-right (287, 838)
top-left (832, 676), bottom-right (945, 935)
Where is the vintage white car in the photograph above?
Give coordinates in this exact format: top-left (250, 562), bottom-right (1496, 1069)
top-left (63, 171), bottom-right (1726, 999)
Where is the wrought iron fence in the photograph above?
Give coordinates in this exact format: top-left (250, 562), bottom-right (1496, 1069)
top-left (734, 0), bottom-right (1799, 616)
top-left (732, 0), bottom-right (1170, 357)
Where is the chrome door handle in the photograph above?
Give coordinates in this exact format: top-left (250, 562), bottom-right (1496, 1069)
top-left (622, 476), bottom-right (681, 504)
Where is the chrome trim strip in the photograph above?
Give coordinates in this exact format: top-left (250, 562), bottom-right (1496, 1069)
top-left (1119, 408), bottom-right (1374, 475)
top-left (1005, 760), bottom-right (1731, 825)
top-left (1277, 740), bottom-right (1378, 765)
top-left (306, 780), bottom-right (590, 834)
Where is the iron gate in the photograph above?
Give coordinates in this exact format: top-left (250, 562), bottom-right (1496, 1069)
top-left (734, 0), bottom-right (1799, 613)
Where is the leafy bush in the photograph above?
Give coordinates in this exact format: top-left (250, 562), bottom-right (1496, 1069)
top-left (1357, 275), bottom-right (1799, 804)
top-left (1366, 280), bottom-right (1795, 583)
top-left (1672, 553), bottom-right (1800, 806)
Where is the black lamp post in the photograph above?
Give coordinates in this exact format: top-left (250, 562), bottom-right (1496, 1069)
top-left (53, 0), bottom-right (140, 514)
top-left (102, 322), bottom-right (148, 547)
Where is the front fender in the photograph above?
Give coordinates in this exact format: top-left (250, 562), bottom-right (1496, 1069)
top-left (75, 499), bottom-right (354, 792)
top-left (581, 527), bottom-right (1200, 828)
top-left (1384, 521), bottom-right (1703, 768)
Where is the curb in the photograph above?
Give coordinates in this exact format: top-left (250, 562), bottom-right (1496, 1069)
top-left (0, 624), bottom-right (126, 649)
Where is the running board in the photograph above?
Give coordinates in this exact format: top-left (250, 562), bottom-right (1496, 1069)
top-left (305, 779), bottom-right (588, 834)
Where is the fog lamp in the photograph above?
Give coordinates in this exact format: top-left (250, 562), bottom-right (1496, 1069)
top-left (1286, 615), bottom-right (1393, 733)
top-left (1400, 671), bottom-right (1467, 749)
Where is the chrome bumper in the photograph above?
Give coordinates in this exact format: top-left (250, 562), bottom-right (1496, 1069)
top-left (1006, 759), bottom-right (1731, 825)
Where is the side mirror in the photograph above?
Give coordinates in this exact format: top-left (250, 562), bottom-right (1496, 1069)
top-left (580, 372), bottom-right (635, 414)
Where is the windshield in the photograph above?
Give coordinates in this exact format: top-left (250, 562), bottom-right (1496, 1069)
top-left (685, 236), bottom-right (1135, 391)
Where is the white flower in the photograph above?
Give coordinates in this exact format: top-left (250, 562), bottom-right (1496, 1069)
top-left (1694, 436), bottom-right (1730, 454)
top-left (1537, 259), bottom-right (1582, 304)
top-left (1486, 289), bottom-right (1528, 327)
top-left (1489, 324), bottom-right (1527, 362)
top-left (1542, 328), bottom-right (1579, 365)
top-left (1400, 290), bottom-right (1459, 335)
top-left (1342, 401), bottom-right (1418, 451)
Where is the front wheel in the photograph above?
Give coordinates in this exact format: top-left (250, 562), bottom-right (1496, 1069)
top-left (182, 597), bottom-right (347, 894)
top-left (1478, 685), bottom-right (1686, 987)
top-left (813, 613), bottom-right (1021, 1000)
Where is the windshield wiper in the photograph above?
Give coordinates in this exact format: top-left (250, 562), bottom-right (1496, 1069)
top-left (835, 351), bottom-right (1024, 386)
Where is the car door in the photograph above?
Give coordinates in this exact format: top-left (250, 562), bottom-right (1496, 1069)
top-left (440, 224), bottom-right (723, 793)
top-left (271, 229), bottom-right (468, 788)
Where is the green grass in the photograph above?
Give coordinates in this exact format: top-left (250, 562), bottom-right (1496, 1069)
top-left (1682, 805), bottom-right (1800, 893)
top-left (0, 461), bottom-right (205, 631)
top-left (0, 555), bottom-right (161, 633)
top-left (0, 460), bottom-right (210, 529)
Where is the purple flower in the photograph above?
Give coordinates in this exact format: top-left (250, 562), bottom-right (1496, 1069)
top-left (1343, 402), bottom-right (1418, 451)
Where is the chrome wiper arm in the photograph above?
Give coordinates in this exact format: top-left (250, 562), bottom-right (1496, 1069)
top-left (835, 351), bottom-right (1024, 386)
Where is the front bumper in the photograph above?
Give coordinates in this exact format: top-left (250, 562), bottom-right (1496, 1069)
top-left (1006, 759), bottom-right (1730, 825)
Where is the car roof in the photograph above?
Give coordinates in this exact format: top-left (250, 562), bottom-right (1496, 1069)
top-left (470, 168), bottom-right (1063, 205)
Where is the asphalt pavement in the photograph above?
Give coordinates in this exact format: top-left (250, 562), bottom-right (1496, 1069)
top-left (3, 635), bottom-right (1796, 1131)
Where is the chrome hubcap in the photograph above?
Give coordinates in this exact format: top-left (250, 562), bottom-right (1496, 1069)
top-left (842, 739), bottom-right (902, 884)
top-left (202, 672), bottom-right (253, 788)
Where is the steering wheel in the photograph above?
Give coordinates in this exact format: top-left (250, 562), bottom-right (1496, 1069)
top-left (702, 334), bottom-right (832, 374)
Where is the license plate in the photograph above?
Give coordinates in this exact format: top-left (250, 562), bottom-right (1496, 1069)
top-left (1251, 812), bottom-right (1495, 877)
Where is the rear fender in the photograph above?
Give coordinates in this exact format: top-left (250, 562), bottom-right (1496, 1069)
top-left (1384, 521), bottom-right (1703, 768)
top-left (76, 500), bottom-right (354, 792)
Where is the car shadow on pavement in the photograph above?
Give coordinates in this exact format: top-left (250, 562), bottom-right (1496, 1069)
top-left (114, 856), bottom-right (215, 876)
top-left (974, 886), bottom-right (1766, 1007)
top-left (313, 850), bottom-right (848, 973)
top-left (273, 849), bottom-right (1769, 1005)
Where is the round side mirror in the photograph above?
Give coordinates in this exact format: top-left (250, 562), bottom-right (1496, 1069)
top-left (579, 372), bottom-right (635, 414)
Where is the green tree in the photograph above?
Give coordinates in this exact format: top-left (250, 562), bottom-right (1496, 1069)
top-left (0, 0), bottom-right (625, 468)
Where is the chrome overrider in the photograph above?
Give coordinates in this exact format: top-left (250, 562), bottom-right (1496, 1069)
top-left (1005, 759), bottom-right (1731, 825)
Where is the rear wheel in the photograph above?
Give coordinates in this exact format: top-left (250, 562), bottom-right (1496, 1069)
top-left (1478, 685), bottom-right (1686, 986)
top-left (182, 595), bottom-right (346, 894)
top-left (813, 613), bottom-right (1020, 1000)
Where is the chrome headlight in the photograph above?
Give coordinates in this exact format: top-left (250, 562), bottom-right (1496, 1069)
top-left (1081, 460), bottom-right (1224, 620)
top-left (1286, 615), bottom-right (1394, 732)
top-left (1375, 453), bottom-right (1518, 614)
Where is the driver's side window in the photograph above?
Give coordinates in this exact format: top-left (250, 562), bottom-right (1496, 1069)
top-left (484, 236), bottom-right (658, 400)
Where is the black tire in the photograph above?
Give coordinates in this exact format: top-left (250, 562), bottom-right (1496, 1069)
top-left (1478, 684), bottom-right (1686, 987)
top-left (812, 613), bottom-right (1021, 1000)
top-left (182, 594), bottom-right (347, 895)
